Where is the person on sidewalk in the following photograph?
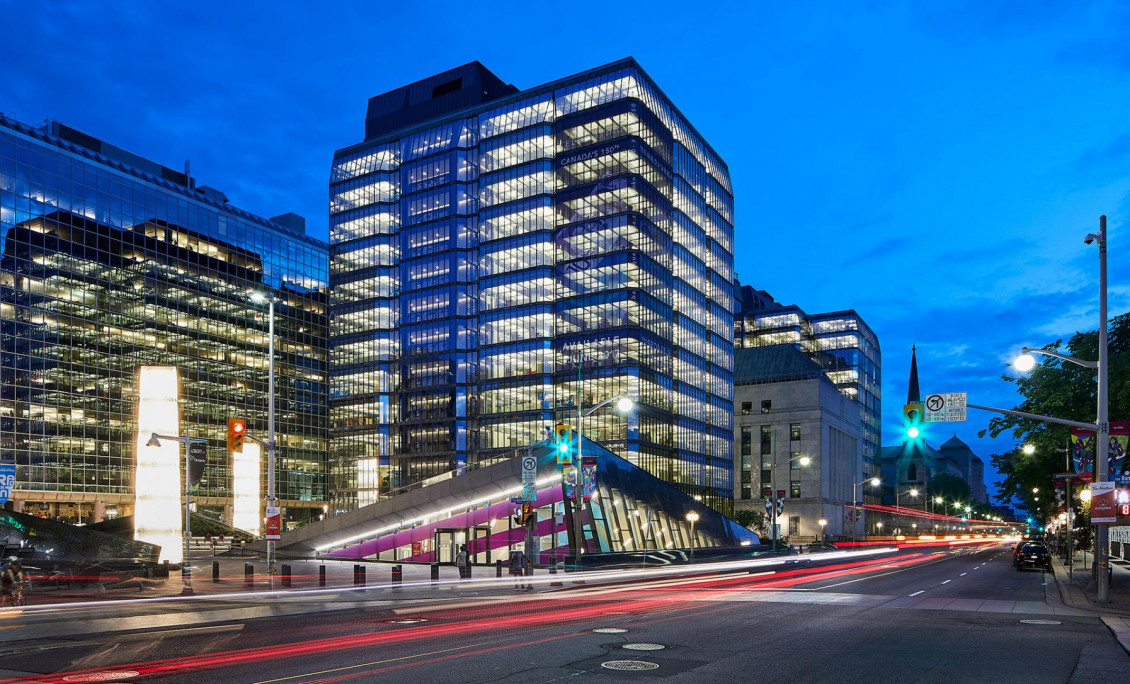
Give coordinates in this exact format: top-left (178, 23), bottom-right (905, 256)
top-left (456, 544), bottom-right (470, 579)
top-left (2, 560), bottom-right (24, 607)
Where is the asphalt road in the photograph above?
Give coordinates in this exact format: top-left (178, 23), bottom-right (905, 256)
top-left (0, 541), bottom-right (1125, 683)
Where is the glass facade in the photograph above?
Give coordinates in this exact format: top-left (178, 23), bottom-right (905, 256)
top-left (734, 303), bottom-right (881, 477)
top-left (0, 116), bottom-right (329, 526)
top-left (330, 59), bottom-right (735, 513)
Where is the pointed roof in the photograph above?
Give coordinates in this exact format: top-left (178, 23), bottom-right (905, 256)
top-left (734, 344), bottom-right (825, 384)
top-left (940, 435), bottom-right (969, 450)
top-left (907, 344), bottom-right (921, 404)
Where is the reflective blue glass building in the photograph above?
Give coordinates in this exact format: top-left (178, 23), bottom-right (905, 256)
top-left (0, 116), bottom-right (329, 526)
top-left (329, 59), bottom-right (735, 513)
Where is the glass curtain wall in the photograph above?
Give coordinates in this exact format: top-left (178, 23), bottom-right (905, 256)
top-left (330, 60), bottom-right (735, 512)
top-left (0, 116), bottom-right (329, 526)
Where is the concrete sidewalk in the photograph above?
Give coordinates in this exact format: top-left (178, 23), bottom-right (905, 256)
top-left (1050, 550), bottom-right (1130, 655)
top-left (21, 554), bottom-right (551, 604)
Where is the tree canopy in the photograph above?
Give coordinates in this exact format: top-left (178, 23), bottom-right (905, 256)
top-left (981, 312), bottom-right (1129, 519)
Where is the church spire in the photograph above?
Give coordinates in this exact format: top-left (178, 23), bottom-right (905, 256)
top-left (907, 344), bottom-right (921, 404)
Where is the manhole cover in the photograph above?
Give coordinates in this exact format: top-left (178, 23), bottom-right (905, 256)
top-left (601, 660), bottom-right (660, 671)
top-left (1020, 619), bottom-right (1062, 625)
top-left (592, 627), bottom-right (628, 634)
top-left (62, 673), bottom-right (141, 682)
top-left (623, 643), bottom-right (666, 651)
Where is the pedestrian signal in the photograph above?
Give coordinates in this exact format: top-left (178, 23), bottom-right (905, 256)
top-left (227, 417), bottom-right (247, 453)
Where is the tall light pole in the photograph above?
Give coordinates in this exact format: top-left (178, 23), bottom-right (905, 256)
top-left (977, 217), bottom-right (1109, 600)
top-left (250, 291), bottom-right (278, 588)
top-left (895, 487), bottom-right (919, 509)
top-left (570, 392), bottom-right (634, 564)
top-left (768, 452), bottom-right (811, 543)
top-left (146, 432), bottom-right (205, 595)
top-left (851, 477), bottom-right (880, 541)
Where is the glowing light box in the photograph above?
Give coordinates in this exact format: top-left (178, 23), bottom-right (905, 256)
top-left (232, 442), bottom-right (261, 535)
top-left (134, 366), bottom-right (182, 563)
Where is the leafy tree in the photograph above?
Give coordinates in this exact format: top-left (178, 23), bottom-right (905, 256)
top-left (980, 312), bottom-right (1129, 516)
top-left (733, 509), bottom-right (766, 533)
top-left (926, 473), bottom-right (971, 506)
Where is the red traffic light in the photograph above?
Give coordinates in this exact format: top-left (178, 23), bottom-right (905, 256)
top-left (232, 422), bottom-right (245, 433)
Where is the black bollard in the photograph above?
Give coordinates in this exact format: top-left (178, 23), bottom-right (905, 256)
top-left (319, 565), bottom-right (326, 587)
top-left (354, 564), bottom-right (365, 586)
top-left (430, 563), bottom-right (439, 583)
top-left (496, 559), bottom-right (503, 577)
top-left (392, 565), bottom-right (403, 584)
top-left (281, 564), bottom-right (292, 588)
top-left (212, 560), bottom-right (220, 583)
top-left (550, 565), bottom-right (562, 586)
top-left (244, 562), bottom-right (254, 587)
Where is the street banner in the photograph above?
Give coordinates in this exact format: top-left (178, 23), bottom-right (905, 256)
top-left (563, 465), bottom-right (577, 500)
top-left (1090, 482), bottom-right (1117, 524)
top-left (581, 455), bottom-right (597, 502)
top-left (1071, 422), bottom-right (1129, 482)
top-left (187, 440), bottom-right (207, 491)
top-left (0, 464), bottom-right (15, 504)
top-left (265, 506), bottom-right (282, 540)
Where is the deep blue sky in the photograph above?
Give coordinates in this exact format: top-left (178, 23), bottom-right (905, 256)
top-left (5, 1), bottom-right (1128, 504)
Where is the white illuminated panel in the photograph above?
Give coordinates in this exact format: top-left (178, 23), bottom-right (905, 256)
top-left (357, 458), bottom-right (378, 507)
top-left (232, 442), bottom-right (261, 535)
top-left (134, 366), bottom-right (182, 563)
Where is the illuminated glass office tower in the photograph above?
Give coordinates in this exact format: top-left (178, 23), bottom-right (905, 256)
top-left (0, 116), bottom-right (329, 526)
top-left (329, 59), bottom-right (735, 512)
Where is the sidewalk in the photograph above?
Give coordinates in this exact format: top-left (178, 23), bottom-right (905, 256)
top-left (1051, 550), bottom-right (1130, 655)
top-left (20, 554), bottom-right (552, 605)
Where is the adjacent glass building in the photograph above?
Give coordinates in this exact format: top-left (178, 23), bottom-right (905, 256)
top-left (0, 116), bottom-right (329, 526)
top-left (733, 285), bottom-right (881, 478)
top-left (330, 59), bottom-right (736, 513)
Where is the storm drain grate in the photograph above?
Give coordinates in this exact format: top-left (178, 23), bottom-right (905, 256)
top-left (601, 660), bottom-right (660, 671)
top-left (1019, 619), bottom-right (1062, 625)
top-left (592, 627), bottom-right (628, 634)
top-left (623, 643), bottom-right (666, 651)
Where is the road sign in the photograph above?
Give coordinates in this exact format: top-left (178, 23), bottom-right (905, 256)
top-left (924, 392), bottom-right (967, 422)
top-left (1115, 474), bottom-right (1130, 486)
top-left (1053, 472), bottom-right (1081, 481)
top-left (521, 455), bottom-right (537, 484)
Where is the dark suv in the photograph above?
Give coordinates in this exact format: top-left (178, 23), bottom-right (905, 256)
top-left (1015, 543), bottom-right (1051, 572)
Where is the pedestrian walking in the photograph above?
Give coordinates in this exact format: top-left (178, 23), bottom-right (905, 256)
top-left (456, 544), bottom-right (470, 579)
top-left (206, 533), bottom-right (215, 555)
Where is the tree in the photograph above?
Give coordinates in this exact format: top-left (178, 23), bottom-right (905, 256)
top-left (926, 473), bottom-right (971, 506)
top-left (980, 312), bottom-right (1129, 512)
top-left (733, 509), bottom-right (766, 534)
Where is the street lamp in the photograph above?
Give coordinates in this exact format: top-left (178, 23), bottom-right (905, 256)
top-left (1033, 487), bottom-right (1039, 494)
top-left (978, 217), bottom-right (1109, 600)
top-left (685, 511), bottom-right (700, 561)
top-left (767, 452), bottom-right (811, 543)
top-left (851, 477), bottom-right (880, 541)
top-left (570, 393), bottom-right (634, 563)
top-left (147, 432), bottom-right (204, 596)
top-left (818, 518), bottom-right (827, 542)
top-left (1022, 444), bottom-right (1036, 455)
top-left (895, 487), bottom-right (919, 509)
top-left (876, 521), bottom-right (884, 536)
top-left (250, 291), bottom-right (279, 588)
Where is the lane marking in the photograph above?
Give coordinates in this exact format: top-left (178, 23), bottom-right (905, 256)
top-left (941, 580), bottom-right (951, 584)
top-left (960, 573), bottom-right (967, 577)
top-left (909, 591), bottom-right (925, 597)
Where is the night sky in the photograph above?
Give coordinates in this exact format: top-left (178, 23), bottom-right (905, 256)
top-left (5, 1), bottom-right (1128, 505)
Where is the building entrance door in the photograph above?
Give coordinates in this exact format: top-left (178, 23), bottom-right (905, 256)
top-left (434, 528), bottom-right (462, 564)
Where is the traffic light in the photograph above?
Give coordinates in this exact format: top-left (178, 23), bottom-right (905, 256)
top-left (903, 402), bottom-right (924, 440)
top-left (555, 424), bottom-right (574, 465)
top-left (227, 417), bottom-right (246, 453)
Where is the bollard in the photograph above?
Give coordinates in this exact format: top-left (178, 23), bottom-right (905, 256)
top-left (244, 563), bottom-right (254, 587)
top-left (319, 564), bottom-right (326, 587)
top-left (430, 563), bottom-right (439, 583)
top-left (496, 559), bottom-right (503, 578)
top-left (467, 561), bottom-right (472, 579)
top-left (354, 564), bottom-right (365, 586)
top-left (392, 565), bottom-right (403, 584)
top-left (550, 565), bottom-right (562, 587)
top-left (281, 564), bottom-right (292, 588)
top-left (212, 560), bottom-right (220, 583)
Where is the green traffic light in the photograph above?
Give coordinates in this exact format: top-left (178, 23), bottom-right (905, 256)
top-left (557, 443), bottom-right (568, 454)
top-left (907, 427), bottom-right (920, 439)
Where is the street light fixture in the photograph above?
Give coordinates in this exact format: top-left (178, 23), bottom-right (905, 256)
top-left (850, 477), bottom-right (880, 541)
top-left (147, 432), bottom-right (203, 596)
top-left (818, 518), bottom-right (827, 542)
top-left (766, 452), bottom-right (812, 542)
top-left (570, 393), bottom-right (635, 563)
top-left (685, 511), bottom-right (700, 561)
top-left (895, 487), bottom-right (919, 509)
top-left (1023, 444), bottom-right (1036, 455)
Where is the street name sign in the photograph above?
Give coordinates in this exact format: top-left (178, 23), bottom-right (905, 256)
top-left (924, 392), bottom-right (967, 422)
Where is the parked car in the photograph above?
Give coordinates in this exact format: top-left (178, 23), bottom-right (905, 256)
top-left (1015, 543), bottom-right (1051, 572)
